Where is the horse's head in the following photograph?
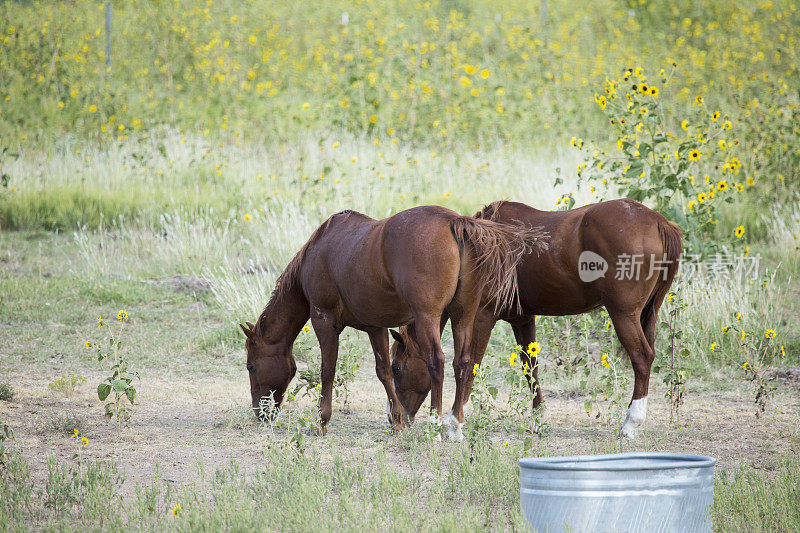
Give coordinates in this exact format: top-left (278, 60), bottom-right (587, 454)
top-left (240, 321), bottom-right (297, 421)
top-left (389, 327), bottom-right (431, 421)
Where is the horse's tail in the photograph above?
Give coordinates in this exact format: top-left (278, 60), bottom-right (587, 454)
top-left (449, 216), bottom-right (549, 313)
top-left (641, 218), bottom-right (683, 336)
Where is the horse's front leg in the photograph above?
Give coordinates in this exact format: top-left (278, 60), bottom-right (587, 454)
top-left (311, 314), bottom-right (341, 435)
top-left (367, 328), bottom-right (406, 432)
top-left (510, 316), bottom-right (543, 409)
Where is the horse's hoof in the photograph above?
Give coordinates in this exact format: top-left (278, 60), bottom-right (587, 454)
top-left (443, 413), bottom-right (465, 442)
top-left (391, 418), bottom-right (407, 432)
top-left (619, 398), bottom-right (647, 439)
top-left (446, 424), bottom-right (464, 442)
top-left (619, 424), bottom-right (636, 439)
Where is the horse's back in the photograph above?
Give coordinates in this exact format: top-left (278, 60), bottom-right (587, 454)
top-left (485, 199), bottom-right (674, 316)
top-left (299, 206), bottom-right (462, 328)
top-left (570, 200), bottom-right (676, 311)
top-left (485, 199), bottom-right (665, 255)
top-left (580, 199), bottom-right (664, 253)
top-left (299, 210), bottom-right (386, 313)
top-left (382, 206), bottom-right (463, 308)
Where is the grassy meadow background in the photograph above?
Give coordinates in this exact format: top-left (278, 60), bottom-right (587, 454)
top-left (1, 0), bottom-right (799, 530)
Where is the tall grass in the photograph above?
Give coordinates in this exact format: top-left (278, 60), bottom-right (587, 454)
top-left (713, 454), bottom-right (800, 532)
top-left (763, 200), bottom-right (800, 273)
top-left (68, 133), bottom-right (583, 312)
top-left (674, 259), bottom-right (790, 367)
top-left (4, 130), bottom-right (581, 231)
top-left (0, 439), bottom-right (523, 531)
top-left (2, 437), bottom-right (797, 531)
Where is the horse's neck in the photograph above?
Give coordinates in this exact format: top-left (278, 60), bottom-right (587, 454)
top-left (257, 282), bottom-right (310, 345)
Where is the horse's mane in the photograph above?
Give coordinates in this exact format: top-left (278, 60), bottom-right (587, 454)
top-left (396, 324), bottom-right (423, 360)
top-left (475, 200), bottom-right (509, 221)
top-left (256, 210), bottom-right (360, 332)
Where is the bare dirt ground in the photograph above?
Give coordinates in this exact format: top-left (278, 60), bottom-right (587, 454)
top-left (2, 364), bottom-right (798, 495)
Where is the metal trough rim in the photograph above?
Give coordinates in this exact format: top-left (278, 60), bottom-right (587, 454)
top-left (519, 452), bottom-right (716, 472)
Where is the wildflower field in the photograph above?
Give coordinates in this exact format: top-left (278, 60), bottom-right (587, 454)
top-left (1, 0), bottom-right (799, 530)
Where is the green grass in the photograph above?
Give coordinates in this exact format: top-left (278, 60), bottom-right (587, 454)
top-left (0, 232), bottom-right (233, 373)
top-left (0, 442), bottom-right (523, 531)
top-left (43, 412), bottom-right (89, 437)
top-left (1, 437), bottom-right (797, 531)
top-left (0, 186), bottom-right (241, 231)
top-left (714, 454), bottom-right (800, 532)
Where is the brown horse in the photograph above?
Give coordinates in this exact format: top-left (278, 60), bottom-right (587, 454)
top-left (390, 199), bottom-right (682, 439)
top-left (239, 206), bottom-right (548, 436)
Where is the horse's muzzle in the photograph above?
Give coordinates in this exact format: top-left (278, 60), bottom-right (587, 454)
top-left (252, 402), bottom-right (279, 423)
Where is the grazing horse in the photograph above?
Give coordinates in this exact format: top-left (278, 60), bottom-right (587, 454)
top-left (390, 199), bottom-right (682, 438)
top-left (239, 206), bottom-right (548, 436)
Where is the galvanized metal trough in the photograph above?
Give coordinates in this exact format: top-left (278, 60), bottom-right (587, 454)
top-left (519, 452), bottom-right (716, 533)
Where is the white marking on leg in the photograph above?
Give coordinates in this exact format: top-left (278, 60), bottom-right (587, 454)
top-left (620, 397), bottom-right (648, 439)
top-left (443, 412), bottom-right (465, 442)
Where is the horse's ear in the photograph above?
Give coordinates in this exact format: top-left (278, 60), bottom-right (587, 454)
top-left (239, 323), bottom-right (254, 339)
top-left (389, 329), bottom-right (404, 346)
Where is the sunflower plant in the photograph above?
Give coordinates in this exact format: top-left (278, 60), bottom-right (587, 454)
top-left (576, 311), bottom-right (628, 425)
top-left (573, 65), bottom-right (751, 256)
top-left (655, 286), bottom-right (688, 424)
top-left (500, 341), bottom-right (548, 439)
top-left (715, 306), bottom-right (782, 418)
top-left (89, 310), bottom-right (139, 431)
top-left (465, 362), bottom-right (495, 446)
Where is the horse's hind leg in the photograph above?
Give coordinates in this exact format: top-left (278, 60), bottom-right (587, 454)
top-left (641, 287), bottom-right (669, 353)
top-left (607, 307), bottom-right (654, 438)
top-left (411, 314), bottom-right (447, 435)
top-left (446, 285), bottom-right (484, 442)
top-left (367, 328), bottom-right (406, 432)
top-left (450, 308), bottom-right (496, 415)
top-left (510, 316), bottom-right (544, 409)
